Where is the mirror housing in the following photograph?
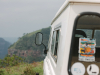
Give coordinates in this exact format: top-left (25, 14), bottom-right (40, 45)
top-left (35, 32), bottom-right (43, 45)
top-left (35, 32), bottom-right (48, 54)
top-left (44, 50), bottom-right (48, 54)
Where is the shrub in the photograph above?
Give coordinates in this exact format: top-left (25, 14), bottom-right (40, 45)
top-left (0, 69), bottom-right (4, 75)
top-left (0, 54), bottom-right (24, 67)
top-left (23, 64), bottom-right (36, 75)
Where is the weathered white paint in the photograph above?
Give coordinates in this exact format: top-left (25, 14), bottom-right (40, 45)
top-left (51, 0), bottom-right (100, 25)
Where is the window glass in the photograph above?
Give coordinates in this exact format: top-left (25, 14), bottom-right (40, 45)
top-left (76, 29), bottom-right (92, 38)
top-left (70, 14), bottom-right (100, 75)
top-left (51, 31), bottom-right (56, 54)
top-left (77, 29), bottom-right (100, 47)
top-left (94, 30), bottom-right (100, 47)
top-left (54, 30), bottom-right (59, 59)
top-left (51, 29), bottom-right (60, 61)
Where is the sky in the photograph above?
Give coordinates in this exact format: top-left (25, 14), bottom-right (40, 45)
top-left (0, 0), bottom-right (65, 37)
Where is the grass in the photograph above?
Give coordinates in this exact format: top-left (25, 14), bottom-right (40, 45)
top-left (0, 61), bottom-right (43, 75)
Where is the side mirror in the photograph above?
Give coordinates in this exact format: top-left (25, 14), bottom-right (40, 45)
top-left (35, 32), bottom-right (43, 45)
top-left (44, 50), bottom-right (48, 54)
top-left (35, 32), bottom-right (48, 54)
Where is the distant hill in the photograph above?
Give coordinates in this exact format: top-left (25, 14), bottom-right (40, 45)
top-left (0, 38), bottom-right (11, 59)
top-left (8, 27), bottom-right (50, 63)
top-left (9, 27), bottom-right (50, 50)
top-left (2, 37), bottom-right (18, 44)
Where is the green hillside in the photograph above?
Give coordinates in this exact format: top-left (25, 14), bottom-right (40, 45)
top-left (8, 27), bottom-right (50, 63)
top-left (9, 27), bottom-right (50, 51)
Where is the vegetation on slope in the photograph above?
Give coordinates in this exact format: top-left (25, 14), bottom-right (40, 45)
top-left (0, 55), bottom-right (43, 75)
top-left (9, 27), bottom-right (50, 51)
top-left (8, 27), bottom-right (50, 63)
top-left (0, 54), bottom-right (24, 68)
top-left (0, 61), bottom-right (43, 75)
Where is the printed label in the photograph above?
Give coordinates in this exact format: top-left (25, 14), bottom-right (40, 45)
top-left (71, 62), bottom-right (85, 75)
top-left (87, 64), bottom-right (99, 75)
top-left (79, 38), bottom-right (96, 62)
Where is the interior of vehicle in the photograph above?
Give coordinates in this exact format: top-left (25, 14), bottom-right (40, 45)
top-left (71, 14), bottom-right (100, 75)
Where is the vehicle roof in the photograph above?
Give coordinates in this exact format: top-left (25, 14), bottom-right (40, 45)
top-left (51, 0), bottom-right (100, 25)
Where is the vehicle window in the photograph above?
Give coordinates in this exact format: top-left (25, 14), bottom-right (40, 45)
top-left (54, 30), bottom-right (59, 59)
top-left (77, 29), bottom-right (100, 47)
top-left (51, 30), bottom-right (60, 62)
top-left (72, 29), bottom-right (100, 62)
top-left (69, 14), bottom-right (100, 75)
top-left (78, 29), bottom-right (92, 38)
top-left (94, 30), bottom-right (100, 47)
top-left (51, 31), bottom-right (56, 54)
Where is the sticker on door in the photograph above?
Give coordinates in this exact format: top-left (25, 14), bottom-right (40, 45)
top-left (71, 62), bottom-right (85, 75)
top-left (87, 64), bottom-right (99, 75)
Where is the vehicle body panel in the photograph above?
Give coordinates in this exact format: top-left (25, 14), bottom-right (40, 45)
top-left (43, 1), bottom-right (100, 75)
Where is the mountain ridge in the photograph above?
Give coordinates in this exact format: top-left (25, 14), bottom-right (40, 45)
top-left (8, 27), bottom-right (50, 63)
top-left (0, 37), bottom-right (11, 59)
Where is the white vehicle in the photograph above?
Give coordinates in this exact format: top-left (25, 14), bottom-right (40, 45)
top-left (35, 0), bottom-right (100, 75)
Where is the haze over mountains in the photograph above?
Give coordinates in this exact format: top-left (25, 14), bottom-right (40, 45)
top-left (0, 38), bottom-right (11, 59)
top-left (2, 37), bottom-right (18, 44)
